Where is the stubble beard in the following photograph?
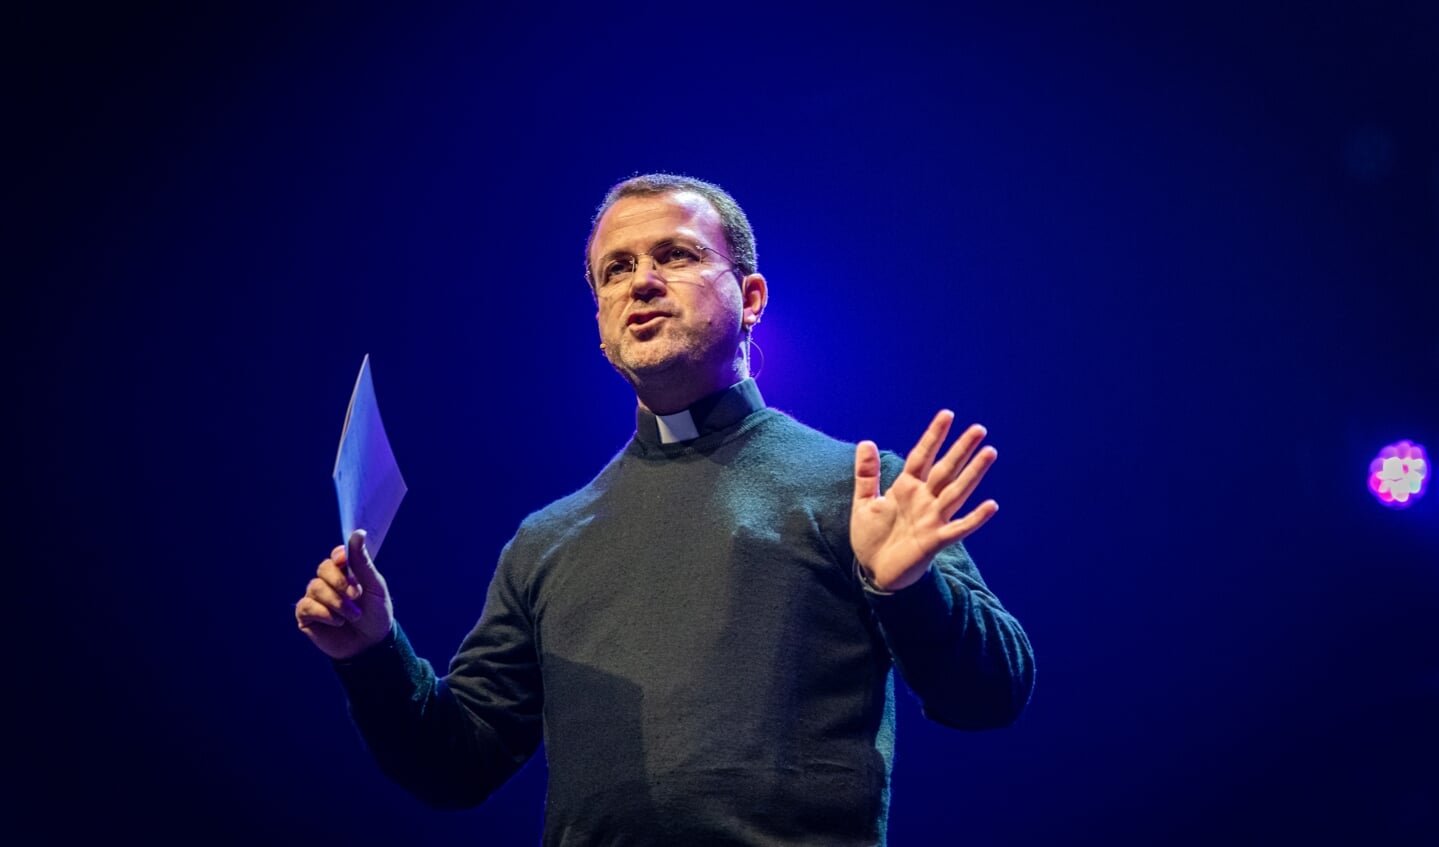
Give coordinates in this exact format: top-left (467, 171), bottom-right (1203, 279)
top-left (611, 321), bottom-right (741, 391)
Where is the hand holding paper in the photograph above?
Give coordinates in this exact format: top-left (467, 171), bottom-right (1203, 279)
top-left (295, 355), bottom-right (405, 659)
top-left (295, 529), bottom-right (395, 659)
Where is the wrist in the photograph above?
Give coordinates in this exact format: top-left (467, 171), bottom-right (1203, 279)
top-left (856, 561), bottom-right (928, 594)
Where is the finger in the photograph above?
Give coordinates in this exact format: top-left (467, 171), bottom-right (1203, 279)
top-left (319, 557), bottom-right (362, 601)
top-left (902, 409), bottom-right (954, 481)
top-left (296, 595), bottom-right (349, 629)
top-left (346, 529), bottom-right (385, 594)
top-left (854, 440), bottom-right (882, 504)
top-left (937, 499), bottom-right (999, 544)
top-left (306, 577), bottom-right (363, 622)
top-left (330, 544), bottom-right (359, 587)
top-left (936, 445), bottom-right (998, 520)
top-left (927, 423), bottom-right (987, 495)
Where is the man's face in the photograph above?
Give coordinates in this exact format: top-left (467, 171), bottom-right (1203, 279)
top-left (589, 191), bottom-right (748, 391)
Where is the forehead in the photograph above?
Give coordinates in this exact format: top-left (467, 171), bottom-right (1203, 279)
top-left (590, 191), bottom-right (724, 261)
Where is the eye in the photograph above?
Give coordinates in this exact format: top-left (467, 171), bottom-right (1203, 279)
top-left (655, 243), bottom-right (701, 266)
top-left (601, 257), bottom-right (634, 285)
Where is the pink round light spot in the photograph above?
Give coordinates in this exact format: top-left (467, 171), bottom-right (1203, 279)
top-left (1368, 440), bottom-right (1429, 509)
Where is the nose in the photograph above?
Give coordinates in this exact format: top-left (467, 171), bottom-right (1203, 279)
top-left (627, 255), bottom-right (668, 300)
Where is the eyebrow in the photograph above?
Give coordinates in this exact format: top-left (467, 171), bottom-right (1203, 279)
top-left (593, 247), bottom-right (632, 269)
top-left (593, 237), bottom-right (686, 270)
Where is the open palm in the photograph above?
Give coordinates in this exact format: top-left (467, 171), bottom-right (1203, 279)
top-left (851, 411), bottom-right (998, 592)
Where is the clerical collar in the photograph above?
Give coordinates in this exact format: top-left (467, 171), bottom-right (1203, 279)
top-left (635, 379), bottom-right (766, 445)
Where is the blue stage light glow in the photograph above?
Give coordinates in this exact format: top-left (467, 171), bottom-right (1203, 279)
top-left (1368, 440), bottom-right (1429, 508)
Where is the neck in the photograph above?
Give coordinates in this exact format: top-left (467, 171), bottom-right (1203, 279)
top-left (632, 361), bottom-right (747, 415)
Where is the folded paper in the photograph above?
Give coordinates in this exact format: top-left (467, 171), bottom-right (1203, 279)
top-left (333, 354), bottom-right (406, 558)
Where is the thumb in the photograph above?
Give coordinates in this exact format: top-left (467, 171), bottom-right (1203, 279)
top-left (346, 529), bottom-right (384, 592)
top-left (853, 440), bottom-right (881, 505)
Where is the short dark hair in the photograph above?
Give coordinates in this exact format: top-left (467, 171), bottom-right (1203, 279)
top-left (584, 173), bottom-right (757, 289)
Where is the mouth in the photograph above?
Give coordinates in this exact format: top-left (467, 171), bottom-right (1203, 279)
top-left (626, 311), bottom-right (669, 330)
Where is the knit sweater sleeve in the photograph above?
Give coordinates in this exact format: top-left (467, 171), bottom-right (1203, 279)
top-left (331, 541), bottom-right (543, 809)
top-left (862, 452), bottom-right (1036, 730)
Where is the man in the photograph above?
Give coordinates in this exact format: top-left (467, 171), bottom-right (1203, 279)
top-left (296, 174), bottom-right (1035, 845)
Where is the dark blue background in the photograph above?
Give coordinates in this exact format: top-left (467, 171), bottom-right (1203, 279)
top-left (13, 2), bottom-right (1438, 844)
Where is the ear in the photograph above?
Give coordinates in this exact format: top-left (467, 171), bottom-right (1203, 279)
top-left (740, 273), bottom-right (768, 327)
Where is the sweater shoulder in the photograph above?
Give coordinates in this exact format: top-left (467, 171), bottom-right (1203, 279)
top-left (754, 409), bottom-right (910, 490)
top-left (749, 408), bottom-right (856, 462)
top-left (498, 447), bottom-right (626, 574)
top-left (748, 408), bottom-right (894, 482)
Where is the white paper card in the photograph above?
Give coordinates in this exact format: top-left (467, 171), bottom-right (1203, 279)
top-left (333, 354), bottom-right (407, 558)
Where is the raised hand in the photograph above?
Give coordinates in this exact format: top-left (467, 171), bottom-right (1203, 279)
top-left (851, 410), bottom-right (999, 592)
top-left (295, 529), bottom-right (394, 660)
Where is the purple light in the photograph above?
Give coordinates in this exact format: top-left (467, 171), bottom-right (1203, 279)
top-left (1368, 440), bottom-right (1429, 509)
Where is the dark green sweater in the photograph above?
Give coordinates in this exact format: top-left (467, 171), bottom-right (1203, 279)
top-left (334, 381), bottom-right (1034, 845)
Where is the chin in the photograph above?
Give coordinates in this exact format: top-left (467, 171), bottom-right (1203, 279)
top-left (612, 336), bottom-right (671, 366)
top-left (618, 354), bottom-right (682, 378)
